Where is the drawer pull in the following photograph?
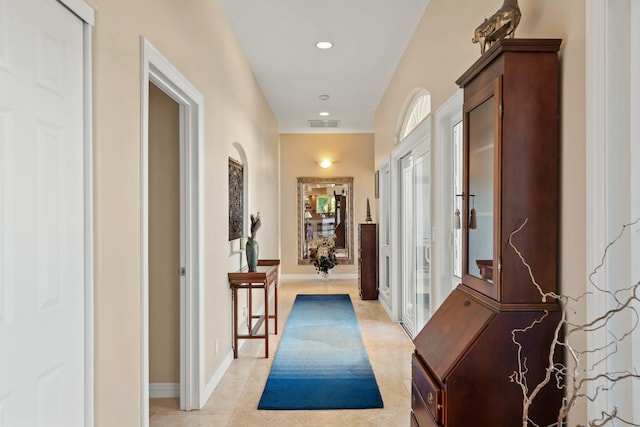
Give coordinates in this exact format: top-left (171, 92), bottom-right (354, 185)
top-left (427, 392), bottom-right (434, 404)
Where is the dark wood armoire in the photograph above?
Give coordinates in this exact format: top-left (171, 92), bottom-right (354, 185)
top-left (411, 39), bottom-right (563, 427)
top-left (358, 223), bottom-right (378, 300)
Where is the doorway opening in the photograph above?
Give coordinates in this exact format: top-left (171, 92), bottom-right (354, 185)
top-left (141, 38), bottom-right (205, 425)
top-left (148, 83), bottom-right (181, 403)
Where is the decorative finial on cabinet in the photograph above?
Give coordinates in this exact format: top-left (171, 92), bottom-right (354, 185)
top-left (365, 198), bottom-right (372, 223)
top-left (472, 0), bottom-right (521, 54)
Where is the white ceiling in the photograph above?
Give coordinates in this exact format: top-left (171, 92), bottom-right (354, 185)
top-left (218, 0), bottom-right (430, 133)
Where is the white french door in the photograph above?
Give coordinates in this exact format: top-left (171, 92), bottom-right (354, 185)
top-left (377, 159), bottom-right (392, 315)
top-left (0, 0), bottom-right (89, 425)
top-left (399, 146), bottom-right (432, 337)
top-left (400, 154), bottom-right (416, 335)
top-left (391, 116), bottom-right (432, 338)
top-left (413, 146), bottom-right (431, 330)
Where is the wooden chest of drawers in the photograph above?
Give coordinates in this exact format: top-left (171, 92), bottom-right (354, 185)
top-left (358, 223), bottom-right (378, 300)
top-left (411, 354), bottom-right (442, 426)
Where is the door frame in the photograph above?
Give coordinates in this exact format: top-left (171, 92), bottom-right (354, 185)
top-left (377, 157), bottom-right (392, 317)
top-left (55, 1), bottom-right (95, 425)
top-left (399, 151), bottom-right (416, 335)
top-left (586, 0), bottom-right (639, 421)
top-left (434, 90), bottom-right (463, 309)
top-left (390, 116), bottom-right (432, 334)
top-left (140, 37), bottom-right (205, 423)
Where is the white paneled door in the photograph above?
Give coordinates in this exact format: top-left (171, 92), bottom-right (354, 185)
top-left (0, 0), bottom-right (86, 425)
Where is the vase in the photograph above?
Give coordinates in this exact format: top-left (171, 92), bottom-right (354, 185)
top-left (320, 270), bottom-right (331, 281)
top-left (246, 239), bottom-right (259, 272)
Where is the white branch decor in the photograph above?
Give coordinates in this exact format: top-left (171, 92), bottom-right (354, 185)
top-left (508, 217), bottom-right (640, 427)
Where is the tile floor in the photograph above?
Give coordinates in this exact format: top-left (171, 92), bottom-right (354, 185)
top-left (150, 278), bottom-right (414, 426)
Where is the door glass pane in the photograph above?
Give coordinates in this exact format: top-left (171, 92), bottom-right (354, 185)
top-left (467, 97), bottom-right (494, 281)
top-left (453, 120), bottom-right (463, 278)
top-left (401, 154), bottom-right (416, 332)
top-left (379, 166), bottom-right (390, 296)
top-left (415, 151), bottom-right (431, 330)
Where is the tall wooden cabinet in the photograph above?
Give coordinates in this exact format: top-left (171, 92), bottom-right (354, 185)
top-left (358, 223), bottom-right (378, 300)
top-left (411, 39), bottom-right (563, 426)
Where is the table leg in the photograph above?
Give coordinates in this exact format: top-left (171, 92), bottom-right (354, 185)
top-left (232, 288), bottom-right (238, 359)
top-left (264, 280), bottom-right (269, 358)
top-left (274, 279), bottom-right (278, 334)
top-left (248, 286), bottom-right (253, 334)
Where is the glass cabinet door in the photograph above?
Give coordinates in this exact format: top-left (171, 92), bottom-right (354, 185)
top-left (462, 77), bottom-right (501, 300)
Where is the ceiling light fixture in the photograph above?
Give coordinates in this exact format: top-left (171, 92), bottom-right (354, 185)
top-left (315, 41), bottom-right (333, 49)
top-left (319, 94), bottom-right (330, 101)
top-left (319, 112), bottom-right (330, 116)
top-left (319, 159), bottom-right (332, 168)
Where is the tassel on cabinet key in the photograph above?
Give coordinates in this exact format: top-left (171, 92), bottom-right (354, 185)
top-left (469, 195), bottom-right (477, 229)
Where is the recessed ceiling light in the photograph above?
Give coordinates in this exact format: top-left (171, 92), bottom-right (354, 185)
top-left (319, 112), bottom-right (330, 116)
top-left (315, 41), bottom-right (333, 49)
top-left (319, 94), bottom-right (330, 101)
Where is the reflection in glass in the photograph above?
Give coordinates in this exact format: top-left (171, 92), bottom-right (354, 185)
top-left (401, 154), bottom-right (415, 332)
top-left (467, 96), bottom-right (494, 282)
top-left (415, 151), bottom-right (431, 330)
top-left (297, 177), bottom-right (354, 265)
top-left (379, 167), bottom-right (391, 299)
top-left (452, 120), bottom-right (463, 278)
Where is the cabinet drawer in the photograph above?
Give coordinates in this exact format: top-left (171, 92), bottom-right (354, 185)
top-left (411, 382), bottom-right (439, 427)
top-left (410, 411), bottom-right (419, 427)
top-left (412, 353), bottom-right (443, 423)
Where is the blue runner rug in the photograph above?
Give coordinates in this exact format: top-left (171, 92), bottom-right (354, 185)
top-left (258, 294), bottom-right (384, 410)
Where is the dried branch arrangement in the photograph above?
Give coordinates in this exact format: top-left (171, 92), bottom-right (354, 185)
top-left (508, 217), bottom-right (640, 427)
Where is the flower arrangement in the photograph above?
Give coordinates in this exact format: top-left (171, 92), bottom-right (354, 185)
top-left (245, 212), bottom-right (262, 271)
top-left (248, 212), bottom-right (261, 243)
top-left (308, 236), bottom-right (337, 275)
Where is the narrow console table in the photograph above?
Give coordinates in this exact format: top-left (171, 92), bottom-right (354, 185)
top-left (228, 259), bottom-right (279, 358)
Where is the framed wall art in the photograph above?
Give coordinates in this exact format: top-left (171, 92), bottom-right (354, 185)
top-left (228, 157), bottom-right (244, 240)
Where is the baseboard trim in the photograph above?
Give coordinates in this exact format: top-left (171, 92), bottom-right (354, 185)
top-left (203, 351), bottom-right (234, 403)
top-left (149, 383), bottom-right (179, 398)
top-left (281, 273), bottom-right (358, 281)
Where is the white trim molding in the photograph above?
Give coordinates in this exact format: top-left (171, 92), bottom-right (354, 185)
top-left (149, 383), bottom-right (180, 399)
top-left (54, 3), bottom-right (95, 425)
top-left (434, 89), bottom-right (463, 310)
top-left (585, 3), bottom-right (610, 421)
top-left (586, 0), bottom-right (639, 423)
top-left (82, 22), bottom-right (94, 427)
top-left (58, 0), bottom-right (94, 24)
top-left (280, 273), bottom-right (358, 281)
top-left (141, 37), bottom-right (206, 426)
top-left (632, 2), bottom-right (640, 410)
top-left (204, 352), bottom-right (234, 401)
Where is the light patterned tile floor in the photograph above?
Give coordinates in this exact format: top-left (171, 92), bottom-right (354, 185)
top-left (150, 278), bottom-right (414, 427)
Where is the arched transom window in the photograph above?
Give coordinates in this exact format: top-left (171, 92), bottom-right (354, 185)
top-left (400, 92), bottom-right (431, 141)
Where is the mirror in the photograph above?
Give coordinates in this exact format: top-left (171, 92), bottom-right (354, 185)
top-left (466, 95), bottom-right (494, 282)
top-left (297, 177), bottom-right (354, 265)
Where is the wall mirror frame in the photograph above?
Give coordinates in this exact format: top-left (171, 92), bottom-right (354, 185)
top-left (297, 177), bottom-right (354, 265)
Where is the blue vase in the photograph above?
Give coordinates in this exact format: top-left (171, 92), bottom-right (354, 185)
top-left (246, 239), bottom-right (259, 272)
